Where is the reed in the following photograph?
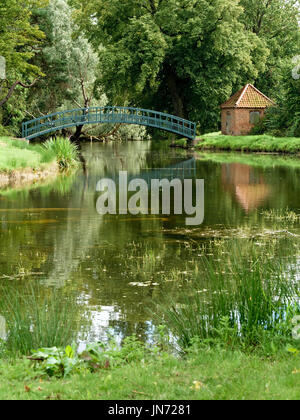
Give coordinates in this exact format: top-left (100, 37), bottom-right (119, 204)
top-left (43, 137), bottom-right (79, 169)
top-left (0, 284), bottom-right (79, 355)
top-left (160, 241), bottom-right (300, 350)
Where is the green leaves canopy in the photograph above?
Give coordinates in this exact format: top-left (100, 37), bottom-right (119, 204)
top-left (0, 0), bottom-right (46, 81)
top-left (73, 0), bottom-right (268, 130)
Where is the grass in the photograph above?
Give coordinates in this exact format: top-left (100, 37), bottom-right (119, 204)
top-left (0, 136), bottom-right (79, 171)
top-left (199, 133), bottom-right (300, 153)
top-left (175, 132), bottom-right (300, 154)
top-left (43, 137), bottom-right (79, 169)
top-left (159, 240), bottom-right (300, 351)
top-left (0, 284), bottom-right (79, 355)
top-left (0, 137), bottom-right (56, 171)
top-left (197, 151), bottom-right (300, 169)
top-left (0, 345), bottom-right (300, 399)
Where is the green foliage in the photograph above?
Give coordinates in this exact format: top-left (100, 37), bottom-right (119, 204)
top-left (194, 133), bottom-right (300, 153)
top-left (72, 0), bottom-right (268, 131)
top-left (0, 137), bottom-right (56, 170)
top-left (263, 63), bottom-right (300, 137)
top-left (43, 137), bottom-right (79, 168)
top-left (160, 240), bottom-right (300, 351)
top-left (28, 0), bottom-right (104, 115)
top-left (30, 345), bottom-right (85, 378)
top-left (0, 0), bottom-right (46, 132)
top-left (29, 335), bottom-right (167, 378)
top-left (0, 0), bottom-right (46, 80)
top-left (0, 285), bottom-right (79, 355)
top-left (240, 0), bottom-right (300, 95)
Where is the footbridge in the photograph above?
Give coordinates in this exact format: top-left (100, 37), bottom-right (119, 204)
top-left (22, 107), bottom-right (197, 140)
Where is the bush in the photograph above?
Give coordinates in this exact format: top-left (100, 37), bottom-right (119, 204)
top-left (43, 137), bottom-right (79, 168)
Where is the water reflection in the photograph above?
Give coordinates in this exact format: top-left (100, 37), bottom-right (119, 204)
top-left (221, 163), bottom-right (271, 212)
top-left (0, 142), bottom-right (299, 344)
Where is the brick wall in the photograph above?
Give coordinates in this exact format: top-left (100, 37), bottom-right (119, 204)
top-left (221, 108), bottom-right (265, 135)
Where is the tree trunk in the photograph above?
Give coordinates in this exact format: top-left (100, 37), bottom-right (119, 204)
top-left (70, 124), bottom-right (84, 142)
top-left (165, 67), bottom-right (185, 118)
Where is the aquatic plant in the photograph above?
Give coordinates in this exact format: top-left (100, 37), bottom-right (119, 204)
top-left (0, 284), bottom-right (79, 355)
top-left (43, 137), bottom-right (79, 169)
top-left (261, 208), bottom-right (300, 222)
top-left (160, 240), bottom-right (300, 351)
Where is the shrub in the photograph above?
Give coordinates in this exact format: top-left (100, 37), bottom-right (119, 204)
top-left (43, 137), bottom-right (79, 169)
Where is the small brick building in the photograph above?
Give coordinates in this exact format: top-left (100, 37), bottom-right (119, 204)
top-left (220, 84), bottom-right (274, 135)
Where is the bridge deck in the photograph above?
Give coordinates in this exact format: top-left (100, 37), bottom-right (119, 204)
top-left (22, 107), bottom-right (196, 140)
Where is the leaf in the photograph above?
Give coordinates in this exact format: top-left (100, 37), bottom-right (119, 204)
top-left (65, 345), bottom-right (75, 359)
top-left (287, 347), bottom-right (299, 355)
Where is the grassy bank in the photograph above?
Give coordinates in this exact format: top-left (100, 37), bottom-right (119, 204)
top-left (175, 133), bottom-right (300, 154)
top-left (0, 137), bottom-right (79, 171)
top-left (0, 344), bottom-right (300, 400)
top-left (0, 137), bottom-right (57, 171)
top-left (0, 137), bottom-right (79, 188)
top-left (197, 151), bottom-right (300, 169)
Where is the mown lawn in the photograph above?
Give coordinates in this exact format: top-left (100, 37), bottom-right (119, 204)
top-left (1, 350), bottom-right (300, 400)
top-left (0, 137), bottom-right (55, 171)
top-left (196, 133), bottom-right (300, 154)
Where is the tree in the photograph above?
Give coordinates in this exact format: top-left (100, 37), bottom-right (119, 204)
top-left (264, 60), bottom-right (300, 137)
top-left (240, 0), bottom-right (300, 95)
top-left (28, 0), bottom-right (104, 116)
top-left (72, 0), bottom-right (268, 131)
top-left (0, 0), bottom-right (46, 107)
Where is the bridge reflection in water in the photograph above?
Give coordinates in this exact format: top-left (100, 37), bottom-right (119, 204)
top-left (112, 157), bottom-right (197, 187)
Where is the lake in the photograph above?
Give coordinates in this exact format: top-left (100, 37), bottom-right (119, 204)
top-left (0, 141), bottom-right (299, 346)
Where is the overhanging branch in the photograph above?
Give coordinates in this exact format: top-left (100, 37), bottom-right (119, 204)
top-left (0, 79), bottom-right (39, 107)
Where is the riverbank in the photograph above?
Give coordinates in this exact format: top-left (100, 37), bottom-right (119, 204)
top-left (0, 137), bottom-right (78, 189)
top-left (0, 345), bottom-right (299, 400)
top-left (174, 133), bottom-right (300, 154)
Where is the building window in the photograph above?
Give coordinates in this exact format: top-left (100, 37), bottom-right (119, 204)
top-left (249, 111), bottom-right (260, 124)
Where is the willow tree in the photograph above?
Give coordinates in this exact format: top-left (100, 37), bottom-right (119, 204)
top-left (72, 0), bottom-right (268, 131)
top-left (28, 0), bottom-right (104, 116)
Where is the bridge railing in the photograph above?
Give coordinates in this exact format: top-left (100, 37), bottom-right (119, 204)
top-left (22, 107), bottom-right (196, 140)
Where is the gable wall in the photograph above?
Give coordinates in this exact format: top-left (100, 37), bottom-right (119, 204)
top-left (221, 108), bottom-right (265, 135)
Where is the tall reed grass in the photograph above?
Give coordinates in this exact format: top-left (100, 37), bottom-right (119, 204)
top-left (160, 241), bottom-right (300, 350)
top-left (0, 284), bottom-right (79, 355)
top-left (43, 137), bottom-right (79, 169)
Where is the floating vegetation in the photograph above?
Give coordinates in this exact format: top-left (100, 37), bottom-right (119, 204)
top-left (162, 226), bottom-right (299, 240)
top-left (261, 208), bottom-right (300, 222)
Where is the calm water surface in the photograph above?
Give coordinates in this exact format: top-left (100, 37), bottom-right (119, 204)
top-left (0, 141), bottom-right (299, 343)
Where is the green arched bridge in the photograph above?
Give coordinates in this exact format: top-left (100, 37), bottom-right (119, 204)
top-left (22, 106), bottom-right (196, 140)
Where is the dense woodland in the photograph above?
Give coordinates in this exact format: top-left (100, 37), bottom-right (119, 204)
top-left (0, 0), bottom-right (299, 138)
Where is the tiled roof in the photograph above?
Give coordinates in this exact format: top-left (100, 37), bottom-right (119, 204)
top-left (221, 84), bottom-right (275, 109)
